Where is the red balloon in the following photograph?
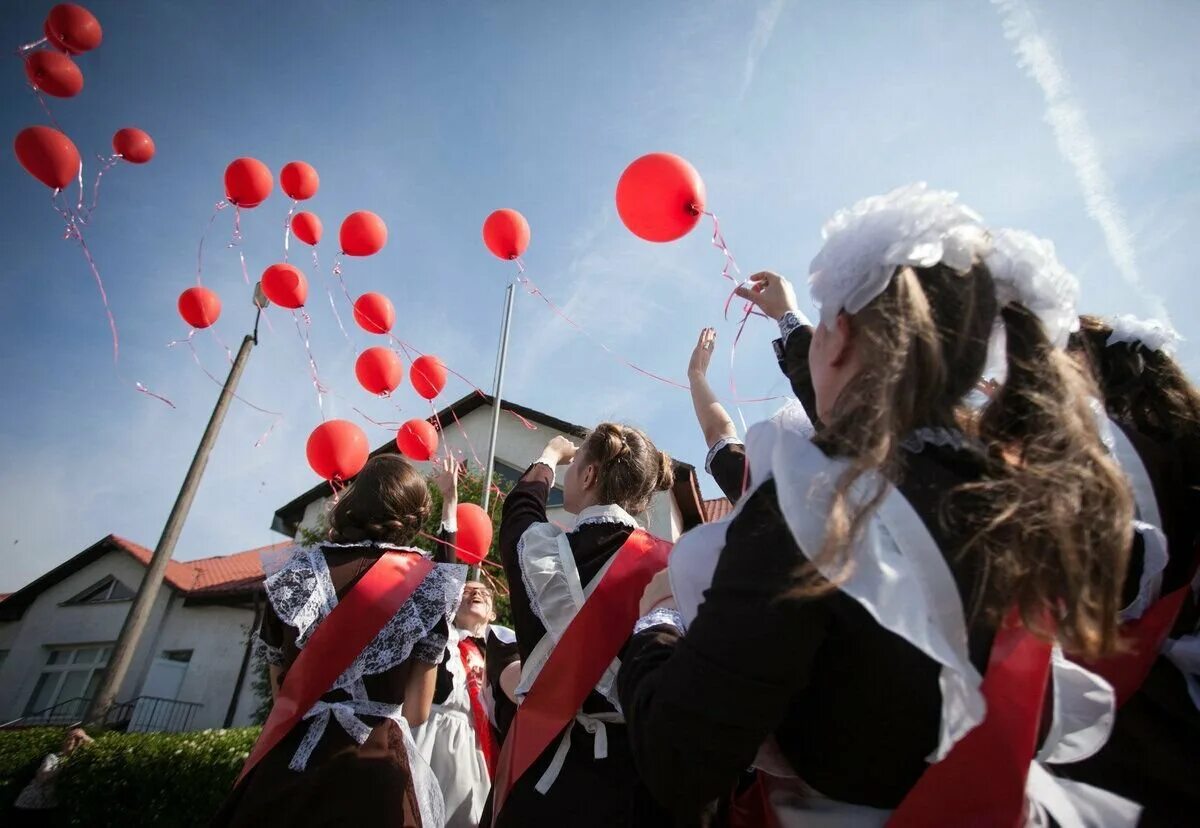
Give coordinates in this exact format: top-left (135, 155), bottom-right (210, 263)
top-left (306, 420), bottom-right (369, 481)
top-left (482, 209), bottom-right (531, 260)
top-left (24, 51), bottom-right (83, 98)
top-left (260, 263), bottom-right (308, 309)
top-left (454, 503), bottom-right (494, 564)
top-left (112, 127), bottom-right (154, 164)
top-left (615, 152), bottom-right (706, 243)
top-left (396, 419), bottom-right (439, 462)
top-left (44, 4), bottom-right (103, 55)
top-left (410, 355), bottom-right (447, 400)
top-left (280, 161), bottom-right (319, 200)
top-left (177, 286), bottom-right (222, 329)
top-left (14, 126), bottom-right (80, 190)
top-left (340, 211), bottom-right (388, 257)
top-left (224, 157), bottom-right (273, 208)
top-left (355, 347), bottom-right (404, 396)
top-left (291, 211), bottom-right (323, 246)
top-left (353, 292), bottom-right (394, 335)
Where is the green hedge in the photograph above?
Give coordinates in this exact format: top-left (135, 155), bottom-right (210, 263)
top-left (1, 726), bottom-right (260, 827)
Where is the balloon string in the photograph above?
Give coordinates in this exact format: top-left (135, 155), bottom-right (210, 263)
top-left (701, 212), bottom-right (782, 406)
top-left (283, 200), bottom-right (296, 262)
top-left (322, 253), bottom-right (359, 353)
top-left (28, 85), bottom-right (64, 133)
top-left (388, 333), bottom-right (537, 432)
top-left (413, 529), bottom-right (498, 572)
top-left (167, 330), bottom-right (283, 446)
top-left (449, 407), bottom-right (485, 471)
top-left (292, 309), bottom-right (328, 418)
top-left (196, 200), bottom-right (230, 286)
top-left (428, 399), bottom-right (451, 462)
top-left (18, 36), bottom-right (48, 53)
top-left (209, 327), bottom-right (236, 365)
top-left (77, 154), bottom-right (121, 222)
top-left (327, 287), bottom-right (357, 353)
top-left (51, 192), bottom-right (174, 408)
top-left (351, 407), bottom-right (405, 431)
top-left (512, 258), bottom-right (689, 390)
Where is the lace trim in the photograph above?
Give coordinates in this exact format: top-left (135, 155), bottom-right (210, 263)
top-left (778, 310), bottom-right (809, 343)
top-left (574, 503), bottom-right (639, 530)
top-left (900, 426), bottom-right (979, 454)
top-left (634, 607), bottom-right (686, 635)
top-left (705, 436), bottom-right (744, 475)
top-left (265, 547), bottom-right (465, 691)
top-left (530, 458), bottom-right (557, 486)
top-left (259, 639), bottom-right (285, 667)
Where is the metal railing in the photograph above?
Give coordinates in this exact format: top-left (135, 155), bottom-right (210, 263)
top-left (2, 695), bottom-right (202, 733)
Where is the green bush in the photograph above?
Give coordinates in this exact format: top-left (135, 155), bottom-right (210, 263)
top-left (1, 727), bottom-right (68, 810)
top-left (55, 727), bottom-right (259, 827)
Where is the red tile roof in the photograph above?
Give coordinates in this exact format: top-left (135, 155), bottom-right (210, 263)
top-left (702, 497), bottom-right (733, 522)
top-left (109, 535), bottom-right (290, 596)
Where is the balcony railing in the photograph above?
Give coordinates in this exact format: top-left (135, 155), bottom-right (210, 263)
top-left (2, 695), bottom-right (202, 733)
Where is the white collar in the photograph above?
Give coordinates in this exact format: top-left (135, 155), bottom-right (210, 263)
top-left (574, 503), bottom-right (639, 530)
top-left (321, 540), bottom-right (432, 558)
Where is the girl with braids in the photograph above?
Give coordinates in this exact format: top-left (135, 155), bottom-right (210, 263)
top-left (215, 455), bottom-right (465, 828)
top-left (619, 184), bottom-right (1139, 826)
top-left (1058, 315), bottom-right (1200, 826)
top-left (489, 426), bottom-right (676, 827)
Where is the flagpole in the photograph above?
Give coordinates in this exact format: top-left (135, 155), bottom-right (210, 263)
top-left (476, 279), bottom-right (515, 580)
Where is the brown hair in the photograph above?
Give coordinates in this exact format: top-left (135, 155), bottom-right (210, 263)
top-left (1068, 315), bottom-right (1200, 446)
top-left (579, 423), bottom-right (674, 515)
top-left (328, 454), bottom-right (432, 547)
top-left (805, 261), bottom-right (1133, 658)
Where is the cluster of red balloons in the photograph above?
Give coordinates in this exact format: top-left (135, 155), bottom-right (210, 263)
top-left (14, 5), bottom-right (155, 191)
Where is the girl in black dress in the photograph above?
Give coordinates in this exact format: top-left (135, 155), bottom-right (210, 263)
top-left (620, 184), bottom-right (1138, 826)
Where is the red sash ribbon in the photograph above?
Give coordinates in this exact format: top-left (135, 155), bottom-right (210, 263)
top-left (236, 551), bottom-right (434, 784)
top-left (887, 609), bottom-right (1052, 827)
top-left (1080, 544), bottom-right (1199, 707)
top-left (490, 528), bottom-right (672, 824)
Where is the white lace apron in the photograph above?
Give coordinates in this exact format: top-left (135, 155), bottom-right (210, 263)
top-left (411, 625), bottom-right (493, 828)
top-left (513, 504), bottom-right (640, 795)
top-left (262, 543), bottom-right (467, 827)
top-left (668, 401), bottom-right (1140, 827)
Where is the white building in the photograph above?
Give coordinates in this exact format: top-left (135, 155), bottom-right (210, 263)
top-left (0, 394), bottom-right (711, 733)
top-left (0, 535), bottom-right (287, 731)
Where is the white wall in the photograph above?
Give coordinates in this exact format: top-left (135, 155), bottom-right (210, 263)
top-left (0, 549), bottom-right (262, 730)
top-left (295, 402), bottom-right (685, 542)
top-left (0, 550), bottom-right (172, 722)
top-left (154, 600), bottom-right (260, 729)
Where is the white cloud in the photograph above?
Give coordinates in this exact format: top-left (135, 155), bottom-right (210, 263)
top-left (740, 0), bottom-right (788, 101)
top-left (992, 0), bottom-right (1173, 328)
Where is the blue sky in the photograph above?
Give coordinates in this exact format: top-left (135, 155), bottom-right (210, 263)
top-left (2, 0), bottom-right (1198, 591)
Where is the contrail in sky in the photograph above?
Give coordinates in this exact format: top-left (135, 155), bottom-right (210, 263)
top-left (992, 0), bottom-right (1172, 326)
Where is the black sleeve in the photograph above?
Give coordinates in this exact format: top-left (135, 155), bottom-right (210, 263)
top-left (499, 462), bottom-right (556, 662)
top-left (708, 442), bottom-right (748, 503)
top-left (432, 647), bottom-right (455, 705)
top-left (432, 524), bottom-right (458, 565)
top-left (618, 480), bottom-right (833, 819)
top-left (773, 326), bottom-right (822, 429)
top-left (486, 628), bottom-right (521, 739)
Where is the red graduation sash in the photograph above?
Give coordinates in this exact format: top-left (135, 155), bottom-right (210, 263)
top-left (236, 551), bottom-right (434, 784)
top-left (1080, 549), bottom-right (1198, 707)
top-left (490, 528), bottom-right (672, 824)
top-left (887, 609), bottom-right (1052, 828)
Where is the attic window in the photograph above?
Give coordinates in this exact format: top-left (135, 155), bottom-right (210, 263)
top-left (64, 576), bottom-right (136, 605)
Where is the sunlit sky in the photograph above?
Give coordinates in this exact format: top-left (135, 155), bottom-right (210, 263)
top-left (2, 0), bottom-right (1197, 590)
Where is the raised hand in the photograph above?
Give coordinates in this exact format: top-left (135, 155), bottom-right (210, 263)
top-left (733, 271), bottom-right (799, 321)
top-left (687, 327), bottom-right (717, 383)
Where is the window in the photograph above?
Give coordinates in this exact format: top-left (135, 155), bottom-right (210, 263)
top-left (162, 650), bottom-right (192, 663)
top-left (24, 645), bottom-right (112, 716)
top-left (63, 576), bottom-right (135, 605)
top-left (495, 460), bottom-right (565, 507)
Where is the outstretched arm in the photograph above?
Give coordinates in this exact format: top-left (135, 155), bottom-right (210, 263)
top-left (688, 328), bottom-right (748, 501)
top-left (432, 456), bottom-right (461, 564)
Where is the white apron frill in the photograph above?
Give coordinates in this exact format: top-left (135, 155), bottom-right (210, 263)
top-left (668, 401), bottom-right (1140, 826)
top-left (411, 626), bottom-right (493, 828)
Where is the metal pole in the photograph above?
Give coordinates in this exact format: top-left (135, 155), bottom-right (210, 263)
top-left (85, 326), bottom-right (259, 726)
top-left (475, 281), bottom-right (515, 580)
